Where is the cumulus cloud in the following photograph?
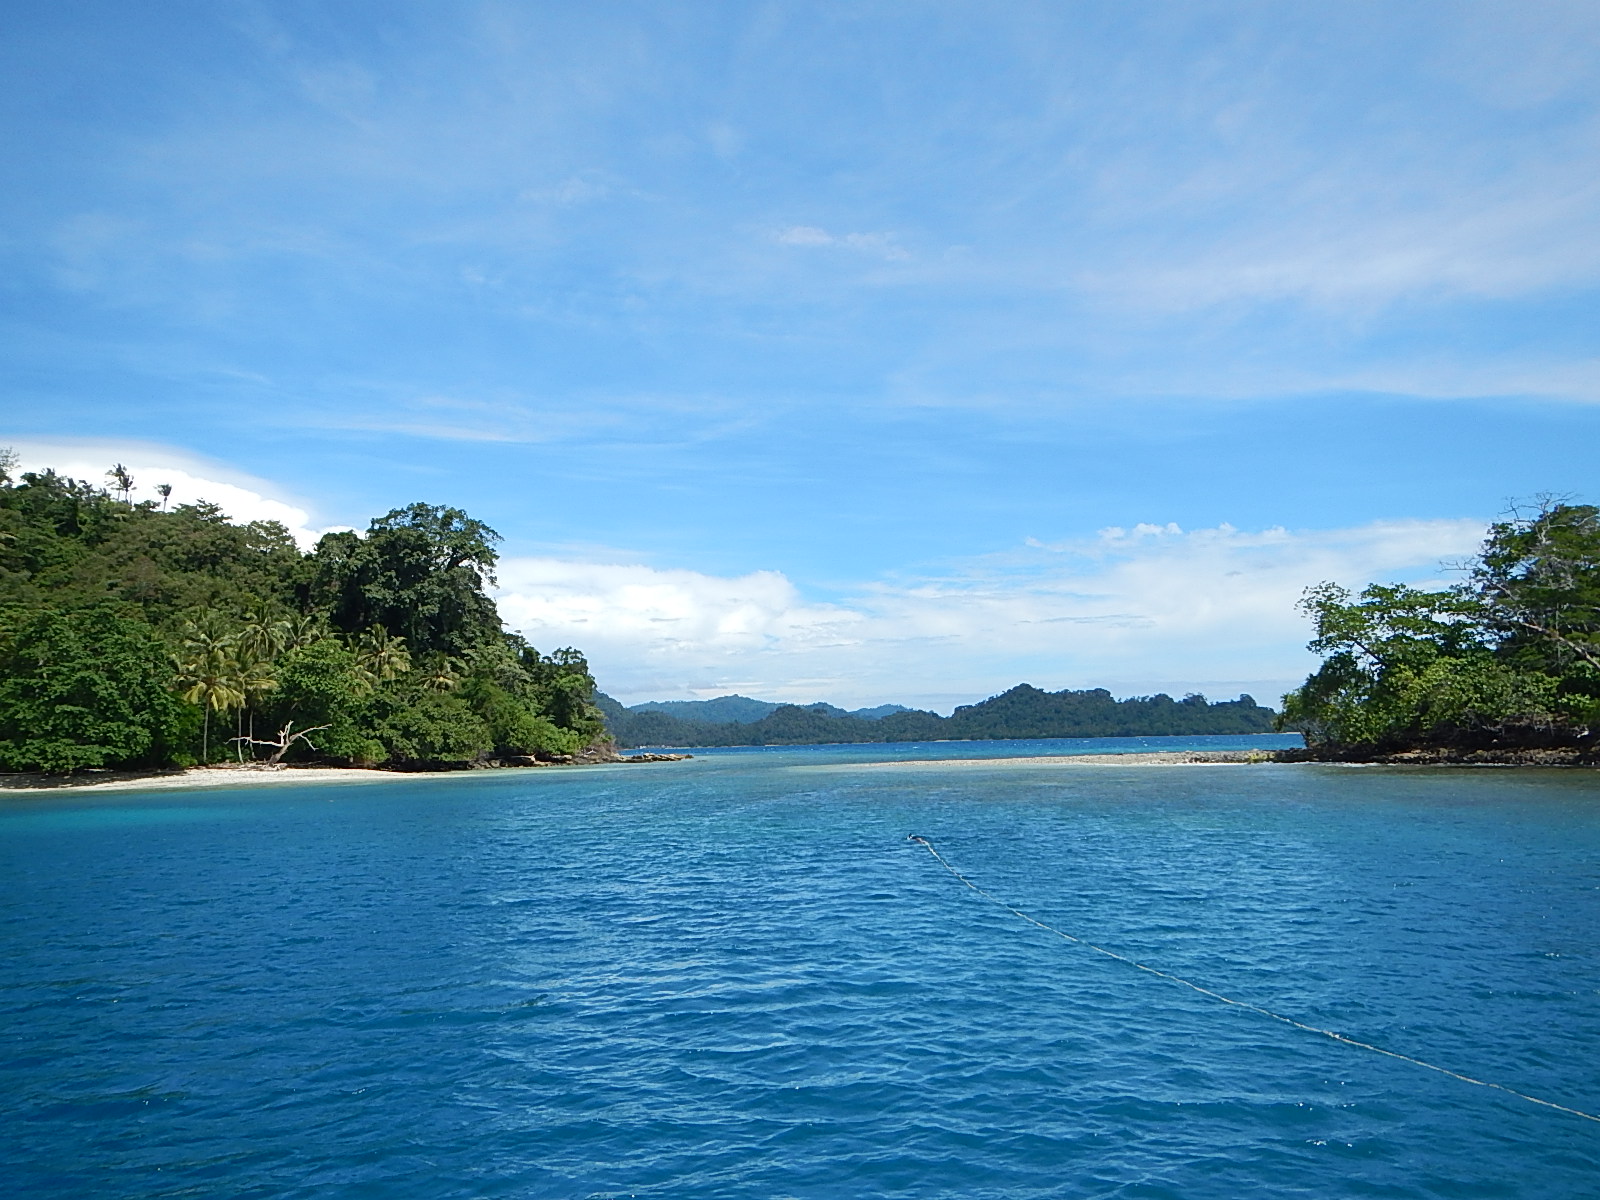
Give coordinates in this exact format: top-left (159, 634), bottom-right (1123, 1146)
top-left (493, 559), bottom-right (864, 692)
top-left (5, 439), bottom-right (345, 548)
top-left (495, 516), bottom-right (1488, 709)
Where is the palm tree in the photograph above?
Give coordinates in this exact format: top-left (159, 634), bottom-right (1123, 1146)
top-left (106, 463), bottom-right (135, 505)
top-left (231, 647), bottom-right (278, 760)
top-left (353, 627), bottom-right (411, 691)
top-left (177, 614), bottom-right (237, 659)
top-left (418, 653), bottom-right (465, 692)
top-left (175, 646), bottom-right (245, 762)
top-left (227, 612), bottom-right (296, 757)
top-left (173, 617), bottom-right (244, 762)
top-left (278, 613), bottom-right (327, 653)
top-left (238, 610), bottom-right (288, 660)
top-left (156, 483), bottom-right (173, 510)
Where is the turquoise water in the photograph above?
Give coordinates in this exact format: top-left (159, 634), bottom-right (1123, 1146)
top-left (4, 735), bottom-right (1599, 1198)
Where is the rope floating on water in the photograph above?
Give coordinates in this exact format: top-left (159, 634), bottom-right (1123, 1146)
top-left (907, 834), bottom-right (1600, 1126)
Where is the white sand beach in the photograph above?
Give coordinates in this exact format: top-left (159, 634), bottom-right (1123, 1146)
top-left (0, 754), bottom-right (692, 795)
top-left (0, 750), bottom-right (1275, 794)
top-left (0, 765), bottom-right (442, 794)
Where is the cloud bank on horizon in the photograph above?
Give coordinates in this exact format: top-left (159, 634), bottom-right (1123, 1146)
top-left (2, 3), bottom-right (1596, 707)
top-left (493, 516), bottom-right (1486, 710)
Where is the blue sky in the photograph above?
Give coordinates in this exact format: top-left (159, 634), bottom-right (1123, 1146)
top-left (5, 1), bottom-right (1600, 708)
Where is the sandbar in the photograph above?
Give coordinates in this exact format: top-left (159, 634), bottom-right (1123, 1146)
top-left (852, 750), bottom-right (1277, 769)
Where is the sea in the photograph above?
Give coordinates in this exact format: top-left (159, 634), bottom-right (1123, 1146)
top-left (4, 733), bottom-right (1599, 1199)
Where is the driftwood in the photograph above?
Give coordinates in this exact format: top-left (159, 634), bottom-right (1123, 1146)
top-left (228, 721), bottom-right (331, 765)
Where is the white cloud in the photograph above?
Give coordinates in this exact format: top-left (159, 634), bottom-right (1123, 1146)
top-left (495, 516), bottom-right (1488, 709)
top-left (5, 439), bottom-right (345, 548)
top-left (493, 558), bottom-right (864, 686)
top-left (775, 225), bottom-right (909, 260)
top-left (775, 225), bottom-right (835, 247)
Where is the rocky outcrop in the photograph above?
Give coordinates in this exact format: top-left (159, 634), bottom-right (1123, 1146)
top-left (494, 743), bottom-right (692, 767)
top-left (1275, 745), bottom-right (1597, 766)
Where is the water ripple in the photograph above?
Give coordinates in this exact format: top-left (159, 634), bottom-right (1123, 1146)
top-left (3, 751), bottom-right (1599, 1197)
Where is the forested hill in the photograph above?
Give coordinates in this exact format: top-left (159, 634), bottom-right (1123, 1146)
top-left (0, 456), bottom-right (605, 772)
top-left (598, 685), bottom-right (1278, 748)
top-left (627, 694), bottom-right (912, 724)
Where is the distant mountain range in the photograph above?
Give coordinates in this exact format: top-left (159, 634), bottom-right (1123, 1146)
top-left (596, 686), bottom-right (1282, 749)
top-left (627, 695), bottom-right (912, 724)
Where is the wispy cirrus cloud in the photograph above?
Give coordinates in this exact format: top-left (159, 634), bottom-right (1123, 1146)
top-left (18, 1), bottom-right (1600, 423)
top-left (1075, 167), bottom-right (1600, 312)
top-left (775, 226), bottom-right (909, 260)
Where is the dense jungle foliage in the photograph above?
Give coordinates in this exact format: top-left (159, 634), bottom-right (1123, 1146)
top-left (1282, 500), bottom-right (1600, 756)
top-left (599, 685), bottom-right (1277, 748)
top-left (0, 454), bottom-right (605, 772)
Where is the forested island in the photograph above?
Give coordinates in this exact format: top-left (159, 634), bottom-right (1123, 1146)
top-left (599, 686), bottom-right (1279, 748)
top-left (0, 455), bottom-right (608, 773)
top-left (1283, 500), bottom-right (1600, 763)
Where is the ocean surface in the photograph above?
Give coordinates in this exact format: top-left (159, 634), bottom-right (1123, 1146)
top-left (4, 734), bottom-right (1599, 1198)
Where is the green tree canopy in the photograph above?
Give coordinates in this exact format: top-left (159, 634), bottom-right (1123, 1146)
top-left (308, 504), bottom-right (504, 659)
top-left (1283, 500), bottom-right (1600, 754)
top-left (0, 606), bottom-right (188, 772)
top-left (1471, 501), bottom-right (1600, 685)
top-left (0, 458), bottom-right (607, 773)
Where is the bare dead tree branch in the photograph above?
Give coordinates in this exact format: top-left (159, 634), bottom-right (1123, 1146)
top-left (228, 721), bottom-right (331, 765)
top-left (1494, 616), bottom-right (1600, 673)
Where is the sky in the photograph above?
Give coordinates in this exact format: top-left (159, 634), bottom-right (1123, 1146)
top-left (4, 1), bottom-right (1599, 710)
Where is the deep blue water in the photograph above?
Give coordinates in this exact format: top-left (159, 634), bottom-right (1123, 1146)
top-left (4, 736), bottom-right (1599, 1198)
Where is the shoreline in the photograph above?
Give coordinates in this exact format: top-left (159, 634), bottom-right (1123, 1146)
top-left (863, 748), bottom-right (1600, 769)
top-left (0, 750), bottom-right (1268, 793)
top-left (0, 755), bottom-right (693, 795)
top-left (0, 765), bottom-right (454, 794)
top-left (7, 746), bottom-right (1593, 795)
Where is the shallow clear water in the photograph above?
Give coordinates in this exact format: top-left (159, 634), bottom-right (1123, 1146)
top-left (4, 736), bottom-right (1599, 1198)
